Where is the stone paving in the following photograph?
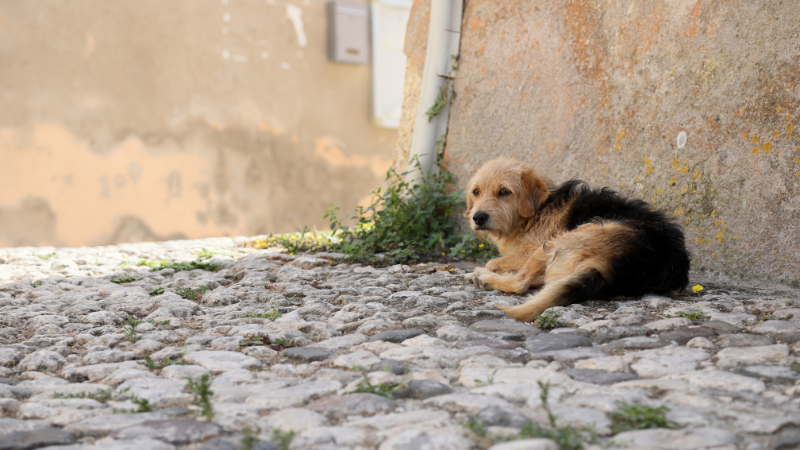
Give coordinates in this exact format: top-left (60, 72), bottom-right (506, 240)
top-left (1, 237), bottom-right (800, 449)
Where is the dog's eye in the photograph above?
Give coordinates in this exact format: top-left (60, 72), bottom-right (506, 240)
top-left (499, 188), bottom-right (511, 196)
top-left (472, 189), bottom-right (480, 196)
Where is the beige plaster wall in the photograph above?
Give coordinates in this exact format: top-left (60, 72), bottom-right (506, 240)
top-left (0, 0), bottom-right (396, 248)
top-left (398, 0), bottom-right (800, 285)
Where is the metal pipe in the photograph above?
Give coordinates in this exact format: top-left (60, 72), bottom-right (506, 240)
top-left (405, 0), bottom-right (463, 184)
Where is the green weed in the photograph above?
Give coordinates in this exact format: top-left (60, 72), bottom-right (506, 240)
top-left (123, 318), bottom-right (140, 343)
top-left (185, 374), bottom-right (214, 421)
top-left (424, 55), bottom-right (458, 122)
top-left (31, 281), bottom-right (43, 288)
top-left (271, 337), bottom-right (295, 349)
top-left (197, 249), bottom-right (234, 261)
top-left (34, 252), bottom-right (57, 260)
top-left (174, 285), bottom-right (210, 302)
top-left (148, 287), bottom-right (165, 296)
top-left (609, 401), bottom-right (678, 434)
top-left (474, 369), bottom-right (497, 386)
top-left (535, 309), bottom-right (561, 330)
top-left (241, 304), bottom-right (282, 320)
top-left (54, 387), bottom-right (128, 402)
top-left (138, 259), bottom-right (220, 272)
top-left (666, 310), bottom-right (708, 324)
top-left (271, 429), bottom-right (297, 450)
top-left (145, 355), bottom-right (186, 369)
top-left (110, 276), bottom-right (142, 284)
top-left (241, 425), bottom-right (260, 450)
top-left (324, 155), bottom-right (498, 264)
top-left (239, 334), bottom-right (266, 347)
top-left (349, 373), bottom-right (406, 398)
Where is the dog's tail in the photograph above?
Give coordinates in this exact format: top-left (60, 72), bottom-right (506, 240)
top-left (497, 268), bottom-right (606, 323)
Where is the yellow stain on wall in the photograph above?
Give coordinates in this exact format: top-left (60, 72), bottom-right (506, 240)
top-left (314, 137), bottom-right (391, 178)
top-left (751, 134), bottom-right (759, 144)
top-left (715, 232), bottom-right (724, 243)
top-left (761, 141), bottom-right (773, 154)
top-left (667, 175), bottom-right (676, 186)
top-left (656, 187), bottom-right (664, 194)
top-left (613, 129), bottom-right (625, 152)
top-left (773, 130), bottom-right (780, 140)
top-left (787, 122), bottom-right (794, 139)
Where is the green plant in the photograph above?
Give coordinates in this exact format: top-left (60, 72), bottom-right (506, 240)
top-left (123, 318), bottom-right (141, 343)
top-left (110, 276), bottom-right (142, 284)
top-left (241, 303), bottom-right (282, 320)
top-left (324, 155), bottom-right (498, 265)
top-left (138, 259), bottom-right (220, 272)
top-left (271, 429), bottom-right (297, 450)
top-left (160, 319), bottom-right (171, 325)
top-left (276, 226), bottom-right (313, 254)
top-left (791, 363), bottom-right (800, 373)
top-left (174, 285), bottom-right (210, 302)
top-left (34, 252), bottom-right (57, 260)
top-left (145, 355), bottom-right (186, 369)
top-left (349, 373), bottom-right (406, 398)
top-left (239, 334), bottom-right (266, 347)
top-left (148, 287), bottom-right (165, 296)
top-left (271, 337), bottom-right (295, 349)
top-left (130, 395), bottom-right (153, 412)
top-left (185, 374), bottom-right (214, 421)
top-left (54, 387), bottom-right (128, 402)
top-left (674, 310), bottom-right (708, 324)
top-left (535, 309), bottom-right (561, 330)
top-left (448, 233), bottom-right (500, 261)
top-left (474, 369), bottom-right (497, 386)
top-left (31, 281), bottom-right (43, 288)
top-left (609, 401), bottom-right (678, 434)
top-left (424, 55), bottom-right (459, 122)
top-left (241, 425), bottom-right (259, 450)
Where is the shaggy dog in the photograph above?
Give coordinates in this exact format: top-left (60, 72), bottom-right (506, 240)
top-left (464, 158), bottom-right (690, 322)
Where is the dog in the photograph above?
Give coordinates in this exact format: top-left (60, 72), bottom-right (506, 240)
top-left (464, 158), bottom-right (690, 322)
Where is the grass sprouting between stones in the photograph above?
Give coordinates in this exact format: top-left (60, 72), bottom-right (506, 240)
top-left (666, 310), bottom-right (708, 324)
top-left (609, 401), bottom-right (678, 434)
top-left (148, 287), bottom-right (165, 296)
top-left (241, 303), bottom-right (283, 320)
top-left (174, 285), bottom-right (210, 302)
top-left (185, 374), bottom-right (214, 421)
top-left (53, 387), bottom-right (128, 402)
top-left (271, 429), bottom-right (297, 450)
top-left (137, 259), bottom-right (221, 272)
top-left (123, 318), bottom-right (139, 343)
top-left (535, 309), bottom-right (561, 330)
top-left (348, 373), bottom-right (407, 399)
top-left (110, 276), bottom-right (142, 284)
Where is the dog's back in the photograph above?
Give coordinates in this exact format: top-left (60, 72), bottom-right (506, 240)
top-left (541, 180), bottom-right (690, 297)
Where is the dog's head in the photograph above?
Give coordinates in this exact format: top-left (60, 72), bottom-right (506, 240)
top-left (465, 158), bottom-right (550, 236)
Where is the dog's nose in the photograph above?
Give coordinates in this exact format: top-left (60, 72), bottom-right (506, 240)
top-left (473, 212), bottom-right (489, 226)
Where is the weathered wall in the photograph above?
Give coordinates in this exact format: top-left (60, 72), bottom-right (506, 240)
top-left (398, 0), bottom-right (800, 285)
top-left (0, 0), bottom-right (396, 248)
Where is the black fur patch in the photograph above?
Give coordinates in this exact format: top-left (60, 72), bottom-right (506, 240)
top-left (539, 180), bottom-right (690, 298)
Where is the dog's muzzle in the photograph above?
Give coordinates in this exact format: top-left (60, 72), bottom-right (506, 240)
top-left (473, 211), bottom-right (490, 228)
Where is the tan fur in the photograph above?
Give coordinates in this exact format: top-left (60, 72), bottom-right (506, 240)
top-left (464, 159), bottom-right (635, 322)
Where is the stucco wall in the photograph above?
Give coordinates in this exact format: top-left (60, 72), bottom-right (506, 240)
top-left (398, 0), bottom-right (800, 285)
top-left (0, 0), bottom-right (396, 248)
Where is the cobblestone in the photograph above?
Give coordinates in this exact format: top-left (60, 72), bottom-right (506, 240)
top-left (0, 237), bottom-right (799, 448)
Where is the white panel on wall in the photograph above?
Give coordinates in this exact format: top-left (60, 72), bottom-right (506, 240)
top-left (370, 0), bottom-right (412, 129)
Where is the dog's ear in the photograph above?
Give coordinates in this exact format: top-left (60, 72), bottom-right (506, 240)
top-left (465, 190), bottom-right (474, 217)
top-left (518, 169), bottom-right (549, 218)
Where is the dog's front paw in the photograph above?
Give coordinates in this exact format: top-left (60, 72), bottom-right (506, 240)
top-left (484, 259), bottom-right (502, 273)
top-left (468, 267), bottom-right (495, 291)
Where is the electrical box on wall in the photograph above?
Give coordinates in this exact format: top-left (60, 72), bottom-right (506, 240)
top-left (327, 1), bottom-right (370, 65)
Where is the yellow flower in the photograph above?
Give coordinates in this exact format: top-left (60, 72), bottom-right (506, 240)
top-left (461, 250), bottom-right (465, 253)
top-left (441, 252), bottom-right (445, 256)
top-left (691, 284), bottom-right (704, 293)
top-left (479, 244), bottom-right (484, 248)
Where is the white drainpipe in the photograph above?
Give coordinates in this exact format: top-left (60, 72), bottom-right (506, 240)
top-left (405, 0), bottom-right (463, 184)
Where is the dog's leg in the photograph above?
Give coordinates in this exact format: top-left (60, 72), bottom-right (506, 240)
top-left (466, 247), bottom-right (548, 293)
top-left (498, 266), bottom-right (607, 322)
top-left (485, 250), bottom-right (535, 273)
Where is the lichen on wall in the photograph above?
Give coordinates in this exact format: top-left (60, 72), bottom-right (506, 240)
top-left (397, 0), bottom-right (800, 285)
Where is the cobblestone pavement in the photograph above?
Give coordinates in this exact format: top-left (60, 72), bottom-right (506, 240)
top-left (2, 238), bottom-right (800, 450)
